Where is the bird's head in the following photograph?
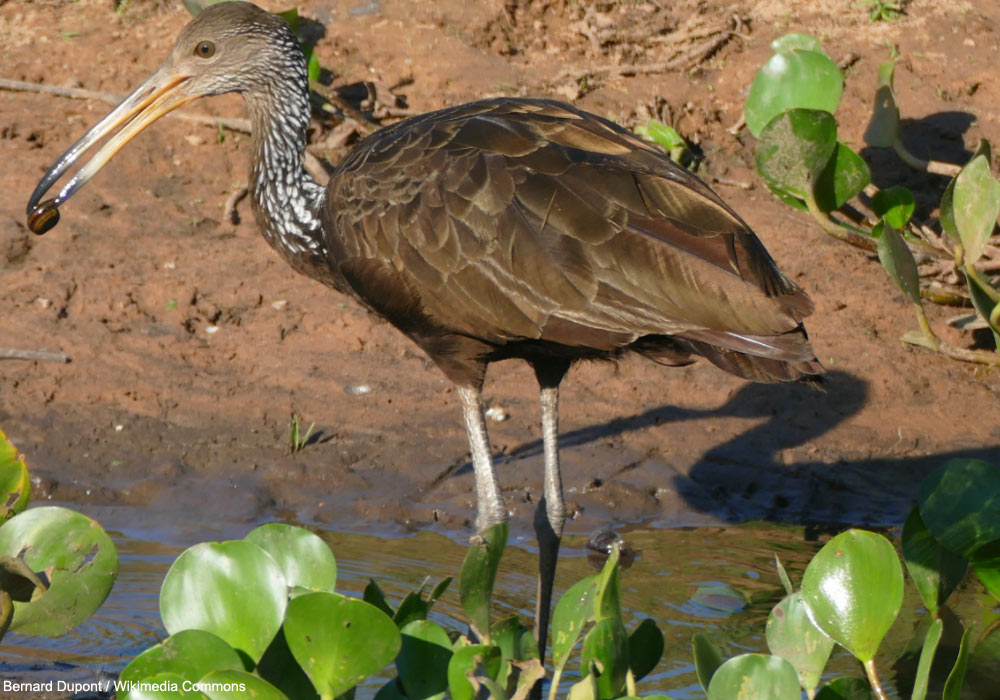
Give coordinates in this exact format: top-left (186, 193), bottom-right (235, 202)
top-left (26, 1), bottom-right (306, 234)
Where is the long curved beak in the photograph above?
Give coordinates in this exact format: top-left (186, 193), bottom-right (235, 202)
top-left (26, 67), bottom-right (196, 234)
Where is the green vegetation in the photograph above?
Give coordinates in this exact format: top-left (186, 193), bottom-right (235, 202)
top-left (287, 413), bottom-right (316, 454)
top-left (745, 35), bottom-right (1000, 366)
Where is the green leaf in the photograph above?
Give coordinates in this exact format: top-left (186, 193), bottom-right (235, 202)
top-left (941, 177), bottom-right (959, 239)
top-left (447, 644), bottom-right (502, 700)
top-left (755, 109), bottom-right (838, 203)
top-left (627, 618), bottom-right (664, 682)
top-left (0, 506), bottom-right (118, 636)
top-left (876, 221), bottom-right (922, 304)
top-left (911, 617), bottom-right (943, 700)
top-left (942, 624), bottom-right (974, 700)
top-left (918, 458), bottom-right (1000, 559)
top-left (872, 185), bottom-right (916, 229)
top-left (580, 618), bottom-right (629, 699)
top-left (799, 529), bottom-right (904, 663)
top-left (636, 120), bottom-right (686, 152)
top-left (460, 523), bottom-right (507, 640)
top-left (120, 629), bottom-right (245, 685)
top-left (397, 619), bottom-right (453, 700)
top-left (770, 33), bottom-right (825, 54)
top-left (490, 615), bottom-right (539, 661)
top-left (551, 574), bottom-right (598, 669)
top-left (691, 632), bottom-right (724, 692)
top-left (814, 142), bottom-right (871, 213)
top-left (706, 654), bottom-right (801, 700)
top-left (198, 669), bottom-right (290, 700)
top-left (159, 541), bottom-right (286, 664)
top-left (814, 676), bottom-right (871, 700)
top-left (964, 270), bottom-right (1000, 349)
top-left (119, 671), bottom-right (210, 700)
top-left (256, 625), bottom-right (321, 700)
top-left (244, 523), bottom-right (337, 594)
top-left (0, 430), bottom-right (30, 521)
top-left (774, 555), bottom-right (794, 595)
top-left (863, 57), bottom-right (900, 147)
top-left (901, 506), bottom-right (968, 615)
top-left (971, 538), bottom-right (1000, 599)
top-left (306, 49), bottom-right (321, 84)
top-left (364, 577), bottom-right (395, 617)
top-left (954, 153), bottom-right (1000, 267)
top-left (284, 591), bottom-right (401, 699)
top-left (765, 591), bottom-right (835, 693)
top-left (745, 50), bottom-right (843, 137)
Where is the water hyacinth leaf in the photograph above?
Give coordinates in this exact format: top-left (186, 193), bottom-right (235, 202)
top-left (580, 617), bottom-right (629, 699)
top-left (942, 624), bottom-right (974, 700)
top-left (284, 591), bottom-right (401, 699)
top-left (864, 57), bottom-right (900, 147)
top-left (397, 619), bottom-right (453, 700)
top-left (706, 653), bottom-right (800, 700)
top-left (814, 141), bottom-right (871, 213)
top-left (912, 617), bottom-right (943, 700)
top-left (770, 33), bottom-right (825, 54)
top-left (954, 154), bottom-right (1000, 267)
top-left (394, 587), bottom-right (432, 627)
top-left (244, 523), bottom-right (337, 593)
top-left (0, 506), bottom-right (118, 636)
top-left (691, 632), bottom-right (724, 692)
top-left (964, 270), bottom-right (1000, 349)
top-left (628, 618), bottom-right (664, 681)
top-left (690, 584), bottom-right (746, 614)
top-left (364, 577), bottom-right (395, 617)
top-left (940, 177), bottom-right (958, 239)
top-left (447, 644), bottom-right (502, 700)
top-left (119, 671), bottom-right (210, 700)
top-left (901, 506), bottom-right (968, 616)
top-left (965, 621), bottom-right (1000, 691)
top-left (919, 458), bottom-right (1000, 559)
top-left (460, 522), bottom-right (508, 640)
top-left (491, 614), bottom-right (539, 661)
top-left (120, 629), bottom-right (245, 685)
top-left (765, 591), bottom-right (834, 693)
top-left (813, 676), bottom-right (872, 700)
top-left (745, 50), bottom-right (843, 137)
top-left (970, 538), bottom-right (1000, 600)
top-left (636, 120), bottom-right (686, 152)
top-left (160, 541), bottom-right (285, 664)
top-left (198, 669), bottom-right (290, 700)
top-left (593, 541), bottom-right (623, 621)
top-left (374, 679), bottom-right (408, 700)
top-left (872, 185), bottom-right (916, 229)
top-left (256, 625), bottom-right (322, 700)
top-left (551, 574), bottom-right (598, 668)
top-left (876, 221), bottom-right (922, 304)
top-left (774, 554), bottom-right (794, 595)
top-left (800, 529), bottom-right (904, 663)
top-left (0, 430), bottom-right (30, 520)
top-left (755, 109), bottom-right (838, 203)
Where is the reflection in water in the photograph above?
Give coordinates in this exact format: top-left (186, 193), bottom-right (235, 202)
top-left (0, 509), bottom-right (995, 698)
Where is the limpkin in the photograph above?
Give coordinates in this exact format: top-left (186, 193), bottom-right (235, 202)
top-left (27, 1), bottom-right (821, 663)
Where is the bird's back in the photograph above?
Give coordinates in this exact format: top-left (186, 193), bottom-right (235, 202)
top-left (323, 98), bottom-right (820, 383)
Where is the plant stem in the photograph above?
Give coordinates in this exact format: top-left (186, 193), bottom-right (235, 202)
top-left (914, 303), bottom-right (941, 351)
top-left (804, 196), bottom-right (878, 253)
top-left (892, 139), bottom-right (961, 177)
top-left (863, 659), bottom-right (890, 700)
top-left (967, 264), bottom-right (1000, 303)
top-left (547, 665), bottom-right (564, 700)
top-left (902, 332), bottom-right (1000, 365)
top-left (625, 669), bottom-right (637, 697)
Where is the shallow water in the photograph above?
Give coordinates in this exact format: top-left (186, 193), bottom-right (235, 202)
top-left (0, 504), bottom-right (996, 699)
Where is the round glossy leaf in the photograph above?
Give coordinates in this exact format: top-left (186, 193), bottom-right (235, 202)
top-left (766, 591), bottom-right (834, 692)
top-left (901, 506), bottom-right (968, 615)
top-left (706, 653), bottom-right (800, 700)
top-left (971, 539), bottom-right (1000, 600)
top-left (159, 541), bottom-right (286, 664)
top-left (0, 506), bottom-right (118, 636)
top-left (448, 644), bottom-right (502, 700)
top-left (397, 619), bottom-right (452, 700)
top-left (197, 669), bottom-right (289, 700)
top-left (256, 625), bottom-right (321, 700)
top-left (551, 574), bottom-right (597, 668)
top-left (284, 591), bottom-right (401, 699)
top-left (919, 458), bottom-right (1000, 559)
top-left (459, 522), bottom-right (507, 640)
top-left (755, 110), bottom-right (838, 202)
top-left (814, 676), bottom-right (872, 700)
top-left (119, 671), bottom-right (210, 700)
top-left (627, 617), bottom-right (664, 682)
top-left (244, 523), bottom-right (337, 593)
top-left (814, 142), bottom-right (871, 213)
top-left (800, 529), bottom-right (903, 663)
top-left (745, 50), bottom-right (843, 137)
top-left (120, 629), bottom-right (245, 684)
top-left (0, 429), bottom-right (30, 520)
top-left (691, 632), bottom-right (723, 692)
top-left (770, 33), bottom-right (825, 54)
top-left (872, 185), bottom-right (915, 229)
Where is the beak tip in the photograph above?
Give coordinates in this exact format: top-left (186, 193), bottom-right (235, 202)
top-left (27, 199), bottom-right (61, 235)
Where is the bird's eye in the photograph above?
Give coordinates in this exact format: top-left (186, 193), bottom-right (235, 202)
top-left (194, 41), bottom-right (215, 58)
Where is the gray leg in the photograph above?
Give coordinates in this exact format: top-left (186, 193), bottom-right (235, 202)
top-left (533, 383), bottom-right (565, 664)
top-left (458, 384), bottom-right (508, 531)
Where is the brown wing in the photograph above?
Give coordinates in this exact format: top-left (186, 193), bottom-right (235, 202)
top-left (325, 98), bottom-right (814, 368)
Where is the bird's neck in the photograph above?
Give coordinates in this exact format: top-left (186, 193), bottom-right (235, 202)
top-left (245, 86), bottom-right (332, 283)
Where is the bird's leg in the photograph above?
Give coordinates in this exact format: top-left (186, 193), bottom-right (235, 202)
top-left (530, 359), bottom-right (571, 667)
top-left (457, 384), bottom-right (508, 532)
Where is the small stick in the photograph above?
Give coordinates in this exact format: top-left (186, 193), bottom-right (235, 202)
top-left (0, 348), bottom-right (69, 363)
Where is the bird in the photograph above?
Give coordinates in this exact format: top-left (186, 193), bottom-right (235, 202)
top-left (27, 0), bottom-right (821, 667)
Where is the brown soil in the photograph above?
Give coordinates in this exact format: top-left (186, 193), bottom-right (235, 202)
top-left (1, 0), bottom-right (999, 542)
